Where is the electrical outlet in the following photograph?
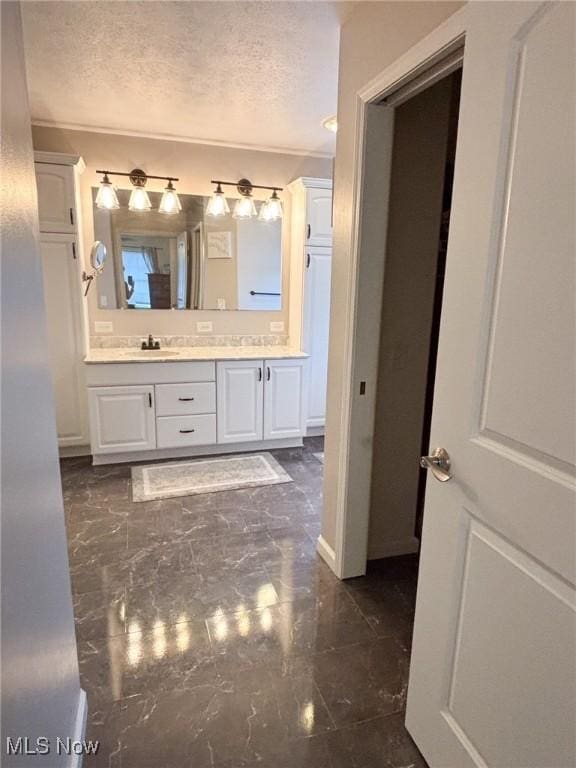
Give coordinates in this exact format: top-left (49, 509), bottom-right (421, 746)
top-left (270, 321), bottom-right (284, 332)
top-left (94, 321), bottom-right (113, 334)
top-left (196, 321), bottom-right (213, 333)
top-left (100, 296), bottom-right (108, 308)
top-left (217, 298), bottom-right (226, 310)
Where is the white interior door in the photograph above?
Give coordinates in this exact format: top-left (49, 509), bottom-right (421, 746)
top-left (302, 247), bottom-right (332, 428)
top-left (216, 360), bottom-right (263, 443)
top-left (406, 4), bottom-right (576, 768)
top-left (40, 233), bottom-right (87, 448)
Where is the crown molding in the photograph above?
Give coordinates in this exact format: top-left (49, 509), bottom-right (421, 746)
top-left (31, 120), bottom-right (336, 160)
top-left (34, 150), bottom-right (86, 173)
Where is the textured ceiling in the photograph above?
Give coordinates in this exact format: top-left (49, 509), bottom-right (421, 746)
top-left (21, 1), bottom-right (344, 156)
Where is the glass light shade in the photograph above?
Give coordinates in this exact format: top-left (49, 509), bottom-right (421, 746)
top-left (233, 195), bottom-right (257, 219)
top-left (158, 185), bottom-right (182, 214)
top-left (128, 186), bottom-right (152, 212)
top-left (258, 193), bottom-right (283, 222)
top-left (206, 191), bottom-right (230, 217)
top-left (95, 180), bottom-right (120, 210)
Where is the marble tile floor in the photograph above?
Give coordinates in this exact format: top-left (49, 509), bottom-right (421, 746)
top-left (61, 437), bottom-right (426, 768)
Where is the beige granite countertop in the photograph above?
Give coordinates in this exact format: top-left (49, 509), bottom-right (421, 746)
top-left (84, 345), bottom-right (308, 364)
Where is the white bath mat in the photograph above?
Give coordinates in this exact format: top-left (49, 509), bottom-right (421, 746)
top-left (131, 452), bottom-right (293, 502)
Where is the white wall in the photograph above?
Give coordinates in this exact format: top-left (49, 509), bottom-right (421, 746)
top-left (322, 0), bottom-right (463, 552)
top-left (1, 2), bottom-right (83, 762)
top-left (31, 125), bottom-right (332, 339)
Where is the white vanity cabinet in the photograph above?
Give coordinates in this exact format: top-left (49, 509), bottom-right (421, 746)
top-left (263, 359), bottom-right (307, 440)
top-left (217, 361), bottom-right (264, 444)
top-left (88, 386), bottom-right (156, 454)
top-left (85, 354), bottom-right (306, 464)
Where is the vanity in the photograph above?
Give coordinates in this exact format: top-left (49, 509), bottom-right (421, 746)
top-left (34, 150), bottom-right (332, 460)
top-left (85, 346), bottom-right (307, 464)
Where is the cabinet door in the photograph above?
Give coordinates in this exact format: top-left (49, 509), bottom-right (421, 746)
top-left (217, 361), bottom-right (263, 443)
top-left (35, 163), bottom-right (76, 233)
top-left (306, 188), bottom-right (333, 246)
top-left (303, 247), bottom-right (332, 428)
top-left (40, 233), bottom-right (88, 448)
top-left (263, 359), bottom-right (306, 440)
top-left (88, 386), bottom-right (156, 454)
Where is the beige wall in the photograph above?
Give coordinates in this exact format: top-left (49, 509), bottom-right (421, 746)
top-left (322, 1), bottom-right (463, 552)
top-left (32, 125), bottom-right (332, 339)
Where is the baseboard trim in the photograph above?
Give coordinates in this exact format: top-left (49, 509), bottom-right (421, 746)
top-left (59, 445), bottom-right (91, 458)
top-left (69, 688), bottom-right (88, 768)
top-left (368, 536), bottom-right (420, 560)
top-left (306, 426), bottom-right (325, 437)
top-left (316, 535), bottom-right (337, 572)
top-left (92, 437), bottom-right (304, 466)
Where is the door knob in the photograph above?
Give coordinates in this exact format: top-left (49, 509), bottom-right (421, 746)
top-left (420, 447), bottom-right (452, 482)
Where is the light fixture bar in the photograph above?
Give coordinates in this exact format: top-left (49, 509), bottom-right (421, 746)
top-left (96, 169), bottom-right (179, 183)
top-left (210, 179), bottom-right (282, 193)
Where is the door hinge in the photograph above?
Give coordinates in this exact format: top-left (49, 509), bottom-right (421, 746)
top-left (69, 208), bottom-right (75, 226)
top-left (72, 242), bottom-right (76, 259)
top-left (306, 253), bottom-right (311, 269)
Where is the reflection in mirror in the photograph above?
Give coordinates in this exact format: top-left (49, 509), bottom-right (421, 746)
top-left (92, 189), bottom-right (282, 311)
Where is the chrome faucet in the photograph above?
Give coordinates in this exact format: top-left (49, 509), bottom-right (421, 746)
top-left (141, 334), bottom-right (161, 350)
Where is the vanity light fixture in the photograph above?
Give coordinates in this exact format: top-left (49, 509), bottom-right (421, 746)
top-left (207, 178), bottom-right (283, 221)
top-left (205, 182), bottom-right (230, 217)
top-left (259, 189), bottom-right (283, 222)
top-left (95, 172), bottom-right (120, 210)
top-left (95, 168), bottom-right (180, 214)
top-left (158, 179), bottom-right (182, 214)
top-left (127, 168), bottom-right (152, 212)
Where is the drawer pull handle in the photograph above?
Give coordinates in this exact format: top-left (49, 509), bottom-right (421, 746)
top-left (178, 397), bottom-right (195, 401)
top-left (179, 429), bottom-right (196, 434)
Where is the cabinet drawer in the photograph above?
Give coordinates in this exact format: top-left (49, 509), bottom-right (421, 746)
top-left (156, 414), bottom-right (216, 449)
top-left (156, 382), bottom-right (216, 417)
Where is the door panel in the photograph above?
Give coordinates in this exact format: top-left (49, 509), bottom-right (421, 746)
top-left (40, 234), bottom-right (87, 447)
top-left (216, 360), bottom-right (263, 443)
top-left (303, 248), bottom-right (332, 428)
top-left (406, 4), bottom-right (576, 767)
top-left (263, 359), bottom-right (306, 439)
top-left (307, 189), bottom-right (333, 246)
top-left (89, 386), bottom-right (155, 454)
top-left (36, 163), bottom-right (76, 233)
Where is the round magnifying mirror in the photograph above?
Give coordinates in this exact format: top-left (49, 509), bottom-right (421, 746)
top-left (90, 241), bottom-right (107, 272)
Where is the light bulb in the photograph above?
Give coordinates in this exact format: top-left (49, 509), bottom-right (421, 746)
top-left (258, 190), bottom-right (283, 222)
top-left (233, 195), bottom-right (257, 219)
top-left (128, 186), bottom-right (152, 212)
top-left (95, 174), bottom-right (119, 210)
top-left (158, 181), bottom-right (182, 214)
top-left (206, 184), bottom-right (230, 217)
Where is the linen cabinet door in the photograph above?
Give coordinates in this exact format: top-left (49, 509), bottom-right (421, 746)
top-left (216, 360), bottom-right (263, 444)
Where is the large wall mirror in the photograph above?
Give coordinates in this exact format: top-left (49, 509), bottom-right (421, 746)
top-left (92, 189), bottom-right (282, 311)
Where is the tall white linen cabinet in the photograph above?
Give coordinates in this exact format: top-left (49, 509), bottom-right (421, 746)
top-left (287, 177), bottom-right (333, 433)
top-left (35, 151), bottom-right (89, 453)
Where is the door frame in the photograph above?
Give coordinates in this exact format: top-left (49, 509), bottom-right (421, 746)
top-left (330, 7), bottom-right (468, 578)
